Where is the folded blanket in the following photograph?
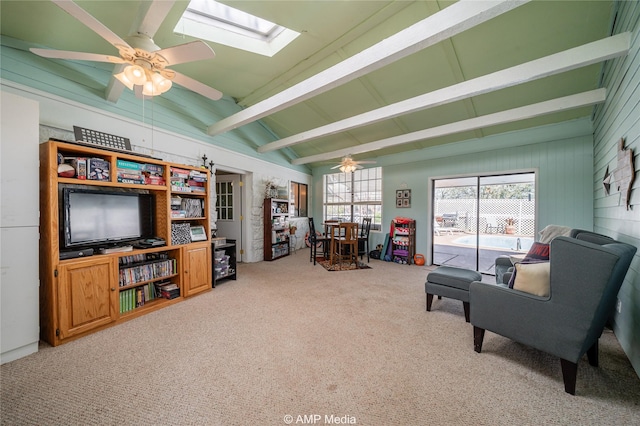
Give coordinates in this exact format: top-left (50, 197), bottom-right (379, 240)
top-left (538, 225), bottom-right (572, 243)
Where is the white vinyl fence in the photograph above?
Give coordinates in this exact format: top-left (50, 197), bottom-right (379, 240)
top-left (434, 199), bottom-right (535, 235)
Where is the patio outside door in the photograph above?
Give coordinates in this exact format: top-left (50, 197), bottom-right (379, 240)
top-left (432, 173), bottom-right (535, 276)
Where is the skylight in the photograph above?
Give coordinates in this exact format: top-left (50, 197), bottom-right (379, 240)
top-left (175, 0), bottom-right (300, 57)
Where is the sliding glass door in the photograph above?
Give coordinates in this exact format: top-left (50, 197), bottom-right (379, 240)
top-left (432, 173), bottom-right (535, 275)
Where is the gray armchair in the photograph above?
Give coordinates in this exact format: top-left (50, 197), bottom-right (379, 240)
top-left (470, 233), bottom-right (636, 395)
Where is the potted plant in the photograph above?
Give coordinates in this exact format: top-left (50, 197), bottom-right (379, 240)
top-left (505, 217), bottom-right (517, 234)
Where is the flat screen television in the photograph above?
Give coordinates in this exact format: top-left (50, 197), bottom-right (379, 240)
top-left (62, 188), bottom-right (155, 249)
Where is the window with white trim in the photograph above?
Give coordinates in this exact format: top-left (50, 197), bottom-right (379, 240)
top-left (290, 181), bottom-right (308, 217)
top-left (323, 168), bottom-right (382, 230)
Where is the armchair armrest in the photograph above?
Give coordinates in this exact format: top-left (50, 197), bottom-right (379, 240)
top-left (470, 282), bottom-right (557, 353)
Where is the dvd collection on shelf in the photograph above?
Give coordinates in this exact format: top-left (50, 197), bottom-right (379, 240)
top-left (119, 283), bottom-right (157, 314)
top-left (119, 280), bottom-right (180, 314)
top-left (118, 258), bottom-right (177, 287)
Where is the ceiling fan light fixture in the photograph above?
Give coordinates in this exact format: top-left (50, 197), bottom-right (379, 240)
top-left (114, 71), bottom-right (134, 90)
top-left (339, 164), bottom-right (357, 173)
top-left (142, 80), bottom-right (157, 97)
top-left (123, 64), bottom-right (147, 86)
top-left (152, 72), bottom-right (172, 93)
top-left (141, 72), bottom-right (172, 96)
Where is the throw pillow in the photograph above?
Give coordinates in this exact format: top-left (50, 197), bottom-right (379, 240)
top-left (507, 258), bottom-right (547, 288)
top-left (524, 242), bottom-right (550, 261)
top-left (512, 262), bottom-right (550, 297)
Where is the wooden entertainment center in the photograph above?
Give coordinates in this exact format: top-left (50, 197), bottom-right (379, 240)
top-left (39, 140), bottom-right (212, 346)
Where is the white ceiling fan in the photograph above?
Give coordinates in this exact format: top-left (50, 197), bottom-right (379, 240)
top-left (330, 155), bottom-right (376, 173)
top-left (29, 0), bottom-right (223, 102)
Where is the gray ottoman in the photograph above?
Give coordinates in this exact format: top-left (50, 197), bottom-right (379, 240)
top-left (425, 266), bottom-right (482, 322)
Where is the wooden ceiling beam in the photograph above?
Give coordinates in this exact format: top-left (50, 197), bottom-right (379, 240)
top-left (259, 33), bottom-right (630, 153)
top-left (291, 89), bottom-right (607, 165)
top-left (206, 0), bottom-right (530, 136)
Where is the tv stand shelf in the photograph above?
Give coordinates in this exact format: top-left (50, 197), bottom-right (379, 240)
top-left (39, 140), bottom-right (212, 346)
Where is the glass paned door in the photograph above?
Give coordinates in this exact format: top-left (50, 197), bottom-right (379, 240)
top-left (478, 174), bottom-right (535, 274)
top-left (432, 173), bottom-right (535, 275)
top-left (433, 177), bottom-right (477, 269)
top-left (216, 181), bottom-right (233, 220)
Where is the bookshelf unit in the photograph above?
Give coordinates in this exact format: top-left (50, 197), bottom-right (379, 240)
top-left (391, 218), bottom-right (416, 265)
top-left (263, 198), bottom-right (290, 261)
top-left (39, 140), bottom-right (212, 346)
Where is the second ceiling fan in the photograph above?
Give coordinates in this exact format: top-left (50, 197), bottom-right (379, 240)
top-left (330, 155), bottom-right (376, 173)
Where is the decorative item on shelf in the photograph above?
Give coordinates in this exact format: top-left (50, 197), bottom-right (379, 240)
top-left (505, 218), bottom-right (517, 234)
top-left (263, 178), bottom-right (280, 199)
top-left (201, 154), bottom-right (215, 175)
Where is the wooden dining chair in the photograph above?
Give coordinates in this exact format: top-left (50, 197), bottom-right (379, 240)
top-left (358, 217), bottom-right (372, 262)
top-left (308, 218), bottom-right (329, 265)
top-left (333, 222), bottom-right (359, 269)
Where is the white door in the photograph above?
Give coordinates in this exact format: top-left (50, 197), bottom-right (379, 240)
top-left (215, 174), bottom-right (243, 262)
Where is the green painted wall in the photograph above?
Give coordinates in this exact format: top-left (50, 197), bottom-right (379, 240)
top-left (380, 134), bottom-right (594, 256)
top-left (592, 0), bottom-right (640, 377)
top-left (312, 118), bottom-right (595, 259)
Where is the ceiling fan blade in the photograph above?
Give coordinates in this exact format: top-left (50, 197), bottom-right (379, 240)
top-left (130, 0), bottom-right (175, 39)
top-left (355, 160), bottom-right (377, 164)
top-left (51, 0), bottom-right (131, 50)
top-left (30, 48), bottom-right (125, 64)
top-left (156, 41), bottom-right (216, 66)
top-left (105, 63), bottom-right (127, 103)
top-left (171, 71), bottom-right (223, 101)
top-left (133, 85), bottom-right (144, 99)
top-left (330, 164), bottom-right (342, 169)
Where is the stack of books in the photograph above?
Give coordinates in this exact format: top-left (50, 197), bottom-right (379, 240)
top-left (155, 282), bottom-right (180, 300)
top-left (187, 170), bottom-right (207, 193)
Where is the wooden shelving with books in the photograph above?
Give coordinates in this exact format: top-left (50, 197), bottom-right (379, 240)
top-left (169, 164), bottom-right (210, 247)
top-left (39, 139), bottom-right (212, 346)
top-left (263, 198), bottom-right (290, 261)
top-left (117, 250), bottom-right (181, 317)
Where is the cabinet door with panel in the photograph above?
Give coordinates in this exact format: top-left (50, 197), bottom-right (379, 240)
top-left (183, 243), bottom-right (211, 297)
top-left (57, 257), bottom-right (118, 340)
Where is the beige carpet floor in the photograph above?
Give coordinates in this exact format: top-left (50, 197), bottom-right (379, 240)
top-left (2, 252), bottom-right (639, 425)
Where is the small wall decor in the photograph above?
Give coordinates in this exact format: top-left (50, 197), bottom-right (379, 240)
top-left (602, 166), bottom-right (611, 196)
top-left (604, 138), bottom-right (635, 210)
top-left (397, 188), bottom-right (411, 208)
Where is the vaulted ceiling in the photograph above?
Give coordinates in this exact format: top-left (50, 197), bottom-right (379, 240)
top-left (0, 0), bottom-right (623, 170)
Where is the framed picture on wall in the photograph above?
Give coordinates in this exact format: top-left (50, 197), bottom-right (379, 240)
top-left (396, 190), bottom-right (403, 199)
top-left (403, 190), bottom-right (411, 199)
top-left (402, 198), bottom-right (410, 207)
top-left (396, 198), bottom-right (403, 207)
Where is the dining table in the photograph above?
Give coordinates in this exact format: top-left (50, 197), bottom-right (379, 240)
top-left (323, 221), bottom-right (359, 266)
